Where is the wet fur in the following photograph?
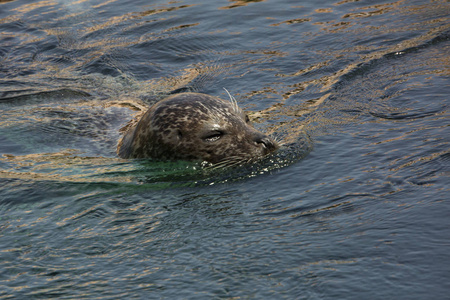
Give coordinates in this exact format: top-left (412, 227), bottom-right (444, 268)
top-left (117, 92), bottom-right (278, 166)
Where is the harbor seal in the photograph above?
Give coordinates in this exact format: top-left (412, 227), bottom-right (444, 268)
top-left (117, 92), bottom-right (278, 166)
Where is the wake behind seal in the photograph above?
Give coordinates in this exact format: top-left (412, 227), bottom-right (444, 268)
top-left (117, 92), bottom-right (278, 167)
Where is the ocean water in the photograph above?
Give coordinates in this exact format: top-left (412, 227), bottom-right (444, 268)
top-left (0, 0), bottom-right (449, 299)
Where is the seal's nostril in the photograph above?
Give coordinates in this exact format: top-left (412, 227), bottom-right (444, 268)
top-left (257, 138), bottom-right (267, 148)
top-left (255, 136), bottom-right (277, 151)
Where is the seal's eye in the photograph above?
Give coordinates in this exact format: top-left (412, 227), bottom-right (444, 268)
top-left (245, 115), bottom-right (250, 123)
top-left (203, 131), bottom-right (223, 142)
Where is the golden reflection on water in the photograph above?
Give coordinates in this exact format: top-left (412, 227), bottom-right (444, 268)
top-left (219, 0), bottom-right (265, 10)
top-left (271, 18), bottom-right (311, 26)
top-left (11, 0), bottom-right (56, 14)
top-left (0, 150), bottom-right (133, 183)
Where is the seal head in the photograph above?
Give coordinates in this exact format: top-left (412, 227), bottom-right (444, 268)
top-left (117, 92), bottom-right (278, 166)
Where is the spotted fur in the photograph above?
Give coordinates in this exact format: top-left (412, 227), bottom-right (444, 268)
top-left (117, 92), bottom-right (278, 165)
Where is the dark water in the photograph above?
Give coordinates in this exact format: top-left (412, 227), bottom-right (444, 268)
top-left (1, 0), bottom-right (449, 298)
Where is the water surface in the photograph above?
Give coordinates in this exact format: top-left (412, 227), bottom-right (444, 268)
top-left (0, 0), bottom-right (449, 299)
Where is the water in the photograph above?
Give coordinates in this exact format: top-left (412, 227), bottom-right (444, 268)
top-left (0, 0), bottom-right (449, 298)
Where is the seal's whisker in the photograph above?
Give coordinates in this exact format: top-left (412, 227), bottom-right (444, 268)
top-left (271, 132), bottom-right (285, 146)
top-left (214, 159), bottom-right (240, 169)
top-left (223, 88), bottom-right (239, 114)
top-left (208, 156), bottom-right (245, 169)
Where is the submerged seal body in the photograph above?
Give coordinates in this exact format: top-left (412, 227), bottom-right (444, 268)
top-left (117, 92), bottom-right (278, 166)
